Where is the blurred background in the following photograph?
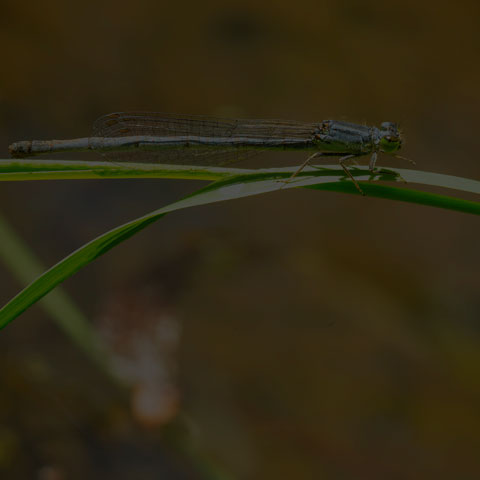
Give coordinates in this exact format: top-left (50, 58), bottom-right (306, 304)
top-left (1, 0), bottom-right (480, 478)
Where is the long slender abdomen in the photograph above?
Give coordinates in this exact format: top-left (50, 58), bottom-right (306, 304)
top-left (9, 135), bottom-right (317, 158)
top-left (9, 138), bottom-right (93, 158)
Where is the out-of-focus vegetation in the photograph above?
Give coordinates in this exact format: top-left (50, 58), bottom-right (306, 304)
top-left (1, 0), bottom-right (480, 478)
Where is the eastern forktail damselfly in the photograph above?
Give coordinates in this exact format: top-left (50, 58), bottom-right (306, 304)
top-left (9, 112), bottom-right (411, 193)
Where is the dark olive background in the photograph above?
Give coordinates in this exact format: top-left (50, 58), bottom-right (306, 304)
top-left (1, 0), bottom-right (480, 479)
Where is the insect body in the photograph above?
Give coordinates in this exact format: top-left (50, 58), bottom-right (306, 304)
top-left (9, 113), bottom-right (407, 193)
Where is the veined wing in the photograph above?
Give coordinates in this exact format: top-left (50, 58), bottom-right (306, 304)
top-left (92, 112), bottom-right (318, 166)
top-left (93, 112), bottom-right (318, 140)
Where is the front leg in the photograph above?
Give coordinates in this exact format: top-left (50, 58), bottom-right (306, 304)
top-left (369, 150), bottom-right (407, 183)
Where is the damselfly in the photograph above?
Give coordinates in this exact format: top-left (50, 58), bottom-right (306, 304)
top-left (9, 112), bottom-right (412, 193)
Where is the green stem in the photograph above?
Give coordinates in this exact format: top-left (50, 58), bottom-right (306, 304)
top-left (0, 159), bottom-right (235, 181)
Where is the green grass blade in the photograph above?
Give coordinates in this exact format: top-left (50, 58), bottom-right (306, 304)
top-left (0, 167), bottom-right (479, 329)
top-left (1, 159), bottom-right (479, 197)
top-left (306, 182), bottom-right (480, 215)
top-left (0, 159), bottom-right (233, 181)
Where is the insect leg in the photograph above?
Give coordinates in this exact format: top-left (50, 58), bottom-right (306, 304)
top-left (281, 151), bottom-right (356, 184)
top-left (339, 154), bottom-right (365, 195)
top-left (285, 152), bottom-right (324, 182)
top-left (371, 151), bottom-right (409, 183)
top-left (279, 152), bottom-right (367, 195)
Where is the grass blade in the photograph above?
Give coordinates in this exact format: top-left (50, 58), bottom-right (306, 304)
top-left (0, 166), bottom-right (479, 329)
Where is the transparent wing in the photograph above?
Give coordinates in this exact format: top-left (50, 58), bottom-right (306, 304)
top-left (92, 112), bottom-right (317, 166)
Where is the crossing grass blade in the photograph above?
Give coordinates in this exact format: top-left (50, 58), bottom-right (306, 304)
top-left (0, 162), bottom-right (479, 329)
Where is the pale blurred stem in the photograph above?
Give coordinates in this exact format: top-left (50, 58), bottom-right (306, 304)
top-left (0, 212), bottom-right (232, 480)
top-left (0, 213), bottom-right (115, 377)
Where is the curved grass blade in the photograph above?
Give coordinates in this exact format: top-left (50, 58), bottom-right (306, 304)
top-left (0, 167), bottom-right (479, 329)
